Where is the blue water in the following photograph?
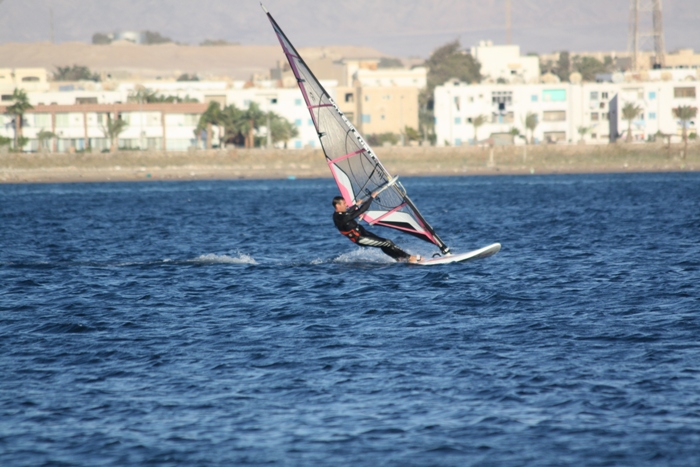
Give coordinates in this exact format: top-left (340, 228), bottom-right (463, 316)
top-left (1, 173), bottom-right (699, 466)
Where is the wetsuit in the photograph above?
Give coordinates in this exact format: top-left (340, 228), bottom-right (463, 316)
top-left (333, 198), bottom-right (410, 261)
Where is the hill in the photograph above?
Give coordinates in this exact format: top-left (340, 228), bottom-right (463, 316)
top-left (0, 0), bottom-right (698, 58)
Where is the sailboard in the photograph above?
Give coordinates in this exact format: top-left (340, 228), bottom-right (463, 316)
top-left (262, 4), bottom-right (499, 265)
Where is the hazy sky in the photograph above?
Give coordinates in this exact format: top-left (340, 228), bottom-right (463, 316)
top-left (0, 0), bottom-right (698, 57)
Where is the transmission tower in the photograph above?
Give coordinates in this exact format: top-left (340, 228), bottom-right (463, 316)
top-left (628, 0), bottom-right (666, 70)
top-left (505, 0), bottom-right (512, 45)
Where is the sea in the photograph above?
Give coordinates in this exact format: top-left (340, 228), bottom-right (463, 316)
top-left (1, 172), bottom-right (699, 466)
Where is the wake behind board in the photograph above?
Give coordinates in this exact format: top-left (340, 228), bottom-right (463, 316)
top-left (415, 243), bottom-right (501, 266)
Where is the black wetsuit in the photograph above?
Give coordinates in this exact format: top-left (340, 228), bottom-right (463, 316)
top-left (333, 198), bottom-right (410, 261)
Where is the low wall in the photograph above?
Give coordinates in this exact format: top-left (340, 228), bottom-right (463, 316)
top-left (1, 143), bottom-right (698, 183)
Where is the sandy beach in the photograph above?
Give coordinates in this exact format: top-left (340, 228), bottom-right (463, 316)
top-left (1, 143), bottom-right (698, 184)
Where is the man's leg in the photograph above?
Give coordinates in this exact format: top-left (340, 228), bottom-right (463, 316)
top-left (357, 231), bottom-right (410, 261)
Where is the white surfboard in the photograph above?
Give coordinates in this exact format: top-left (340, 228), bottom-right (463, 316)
top-left (414, 243), bottom-right (501, 266)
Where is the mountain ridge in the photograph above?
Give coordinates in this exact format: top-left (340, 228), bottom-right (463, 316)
top-left (0, 0), bottom-right (697, 58)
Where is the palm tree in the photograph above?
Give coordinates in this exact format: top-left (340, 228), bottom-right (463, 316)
top-left (674, 105), bottom-right (698, 159)
top-left (37, 129), bottom-right (57, 152)
top-left (267, 112), bottom-right (299, 148)
top-left (525, 112), bottom-right (538, 144)
top-left (577, 126), bottom-right (590, 144)
top-left (621, 102), bottom-right (643, 143)
top-left (220, 104), bottom-right (246, 147)
top-left (471, 114), bottom-right (488, 144)
top-left (5, 88), bottom-right (33, 150)
top-left (241, 102), bottom-right (266, 148)
top-left (101, 114), bottom-right (128, 152)
top-left (197, 102), bottom-right (224, 149)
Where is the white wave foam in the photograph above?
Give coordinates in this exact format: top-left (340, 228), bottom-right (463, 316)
top-left (192, 253), bottom-right (257, 265)
top-left (332, 249), bottom-right (395, 264)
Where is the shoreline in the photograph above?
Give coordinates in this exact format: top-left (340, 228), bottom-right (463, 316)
top-left (1, 144), bottom-right (698, 184)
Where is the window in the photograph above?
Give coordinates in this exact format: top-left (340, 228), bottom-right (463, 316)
top-left (344, 93), bottom-right (353, 103)
top-left (454, 117), bottom-right (461, 124)
top-left (55, 113), bottom-right (70, 128)
top-left (492, 91), bottom-right (513, 106)
top-left (294, 119), bottom-right (302, 126)
top-left (591, 133), bottom-right (598, 139)
top-left (648, 92), bottom-right (656, 100)
top-left (591, 112), bottom-right (599, 121)
top-left (599, 102), bottom-right (606, 109)
top-left (362, 114), bottom-right (371, 123)
top-left (602, 92), bottom-right (609, 99)
top-left (270, 98), bottom-right (278, 104)
top-left (308, 119), bottom-right (313, 126)
top-left (1, 94), bottom-right (12, 101)
top-left (364, 95), bottom-right (370, 102)
top-left (455, 138), bottom-right (462, 146)
top-left (184, 114), bottom-right (200, 125)
top-left (75, 97), bottom-right (98, 104)
top-left (649, 112), bottom-right (656, 120)
top-left (544, 131), bottom-right (566, 142)
top-left (602, 112), bottom-right (609, 121)
top-left (22, 76), bottom-right (40, 82)
top-left (34, 114), bottom-right (51, 127)
top-left (674, 87), bottom-right (696, 98)
top-left (543, 89), bottom-right (566, 102)
top-left (542, 111), bottom-right (566, 122)
top-left (531, 95), bottom-right (538, 102)
top-left (590, 91), bottom-right (599, 100)
top-left (295, 99), bottom-right (302, 106)
top-left (295, 140), bottom-right (302, 148)
top-left (308, 140), bottom-right (315, 148)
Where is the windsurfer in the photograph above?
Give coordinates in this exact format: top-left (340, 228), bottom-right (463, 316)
top-left (333, 194), bottom-right (421, 263)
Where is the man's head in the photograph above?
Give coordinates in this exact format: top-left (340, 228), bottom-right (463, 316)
top-left (332, 196), bottom-right (347, 212)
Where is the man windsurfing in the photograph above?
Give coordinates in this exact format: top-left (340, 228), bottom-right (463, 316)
top-left (333, 191), bottom-right (421, 263)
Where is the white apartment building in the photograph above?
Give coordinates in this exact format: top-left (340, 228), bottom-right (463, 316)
top-left (470, 41), bottom-right (540, 84)
top-left (434, 79), bottom-right (699, 146)
top-left (0, 102), bottom-right (208, 152)
top-left (354, 67), bottom-right (427, 89)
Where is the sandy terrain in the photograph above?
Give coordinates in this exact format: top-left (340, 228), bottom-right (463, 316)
top-left (0, 43), bottom-right (387, 80)
top-left (1, 144), bottom-right (698, 184)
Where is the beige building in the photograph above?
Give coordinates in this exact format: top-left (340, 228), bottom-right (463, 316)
top-left (0, 68), bottom-right (50, 94)
top-left (336, 85), bottom-right (419, 136)
top-left (665, 49), bottom-right (700, 69)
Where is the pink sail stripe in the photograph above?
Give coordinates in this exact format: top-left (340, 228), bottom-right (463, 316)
top-left (274, 34), bottom-right (319, 129)
top-left (309, 104), bottom-right (334, 109)
top-left (328, 148), bottom-right (365, 165)
top-left (329, 165), bottom-right (353, 203)
top-left (366, 203), bottom-right (407, 225)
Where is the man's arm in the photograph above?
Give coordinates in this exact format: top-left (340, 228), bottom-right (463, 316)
top-left (345, 196), bottom-right (373, 220)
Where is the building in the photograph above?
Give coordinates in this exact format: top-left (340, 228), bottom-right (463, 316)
top-left (0, 68), bottom-right (51, 94)
top-left (0, 102), bottom-right (208, 152)
top-left (434, 79), bottom-right (699, 146)
top-left (470, 41), bottom-right (540, 84)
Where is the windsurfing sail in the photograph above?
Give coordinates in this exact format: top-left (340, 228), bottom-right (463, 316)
top-left (262, 4), bottom-right (450, 255)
